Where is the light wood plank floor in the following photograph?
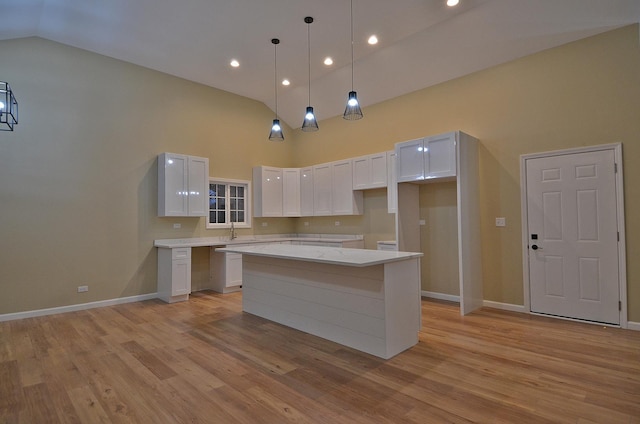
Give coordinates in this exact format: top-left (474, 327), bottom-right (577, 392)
top-left (1, 291), bottom-right (639, 423)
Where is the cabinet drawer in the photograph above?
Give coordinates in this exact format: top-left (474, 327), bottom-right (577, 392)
top-left (172, 248), bottom-right (191, 260)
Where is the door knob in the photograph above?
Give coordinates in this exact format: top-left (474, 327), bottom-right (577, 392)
top-left (531, 244), bottom-right (541, 250)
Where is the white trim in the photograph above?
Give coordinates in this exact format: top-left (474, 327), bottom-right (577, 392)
top-left (530, 311), bottom-right (621, 328)
top-left (520, 143), bottom-right (627, 327)
top-left (421, 291), bottom-right (460, 303)
top-left (0, 293), bottom-right (158, 322)
top-left (482, 300), bottom-right (527, 313)
top-left (207, 177), bottom-right (252, 229)
top-left (627, 321), bottom-right (640, 332)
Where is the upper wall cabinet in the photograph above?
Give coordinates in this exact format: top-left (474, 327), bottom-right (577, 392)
top-left (352, 152), bottom-right (388, 190)
top-left (313, 163), bottom-right (333, 216)
top-left (387, 151), bottom-right (397, 214)
top-left (332, 160), bottom-right (364, 215)
top-left (253, 166), bottom-right (283, 217)
top-left (282, 168), bottom-right (301, 217)
top-left (313, 160), bottom-right (363, 216)
top-left (300, 167), bottom-right (314, 216)
top-left (158, 153), bottom-right (209, 217)
top-left (396, 131), bottom-right (457, 183)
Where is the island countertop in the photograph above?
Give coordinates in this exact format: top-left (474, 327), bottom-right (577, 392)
top-left (216, 243), bottom-right (422, 267)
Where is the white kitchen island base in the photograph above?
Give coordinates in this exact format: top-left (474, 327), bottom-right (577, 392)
top-left (217, 244), bottom-right (423, 359)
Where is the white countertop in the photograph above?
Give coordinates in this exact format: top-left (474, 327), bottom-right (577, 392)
top-left (154, 234), bottom-right (363, 248)
top-left (215, 244), bottom-right (422, 267)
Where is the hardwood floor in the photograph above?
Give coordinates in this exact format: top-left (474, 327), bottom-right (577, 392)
top-left (1, 291), bottom-right (639, 423)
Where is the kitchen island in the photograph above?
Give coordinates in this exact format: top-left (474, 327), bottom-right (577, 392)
top-left (216, 244), bottom-right (423, 359)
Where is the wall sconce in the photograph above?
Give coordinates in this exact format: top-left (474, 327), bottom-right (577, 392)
top-left (0, 82), bottom-right (18, 131)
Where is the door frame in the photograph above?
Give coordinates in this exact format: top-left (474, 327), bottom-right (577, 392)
top-left (520, 143), bottom-right (628, 328)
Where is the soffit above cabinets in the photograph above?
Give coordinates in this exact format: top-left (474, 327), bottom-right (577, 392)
top-left (1, 0), bottom-right (639, 128)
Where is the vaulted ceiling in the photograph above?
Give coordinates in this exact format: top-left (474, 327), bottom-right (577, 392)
top-left (2, 0), bottom-right (639, 128)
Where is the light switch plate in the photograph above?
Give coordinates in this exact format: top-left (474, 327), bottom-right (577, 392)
top-left (495, 217), bottom-right (506, 227)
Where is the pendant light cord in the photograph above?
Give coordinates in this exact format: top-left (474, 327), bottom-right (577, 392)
top-left (307, 20), bottom-right (311, 106)
top-left (274, 41), bottom-right (278, 118)
top-left (350, 0), bottom-right (354, 91)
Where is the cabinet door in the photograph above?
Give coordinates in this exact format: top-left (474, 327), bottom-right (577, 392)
top-left (171, 258), bottom-right (191, 296)
top-left (424, 132), bottom-right (457, 179)
top-left (352, 156), bottom-right (370, 190)
top-left (332, 160), bottom-right (362, 215)
top-left (352, 153), bottom-right (387, 190)
top-left (254, 166), bottom-right (283, 217)
top-left (158, 153), bottom-right (188, 216)
top-left (313, 163), bottom-right (332, 215)
top-left (369, 153), bottom-right (388, 188)
top-left (282, 168), bottom-right (301, 217)
top-left (396, 138), bottom-right (425, 182)
top-left (226, 253), bottom-right (243, 287)
top-left (300, 167), bottom-right (314, 216)
top-left (187, 156), bottom-right (208, 216)
top-left (387, 151), bottom-right (397, 213)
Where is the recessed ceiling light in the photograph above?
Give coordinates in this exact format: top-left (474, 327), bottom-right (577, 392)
top-left (447, 0), bottom-right (459, 6)
top-left (282, 79), bottom-right (290, 86)
top-left (230, 59), bottom-right (240, 67)
top-left (324, 57), bottom-right (334, 66)
top-left (368, 35), bottom-right (378, 45)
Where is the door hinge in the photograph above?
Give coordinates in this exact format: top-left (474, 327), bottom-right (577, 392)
top-left (614, 163), bottom-right (618, 173)
top-left (617, 232), bottom-right (620, 242)
top-left (619, 301), bottom-right (622, 311)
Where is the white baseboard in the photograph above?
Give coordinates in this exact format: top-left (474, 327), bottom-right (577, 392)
top-left (0, 293), bottom-right (158, 322)
top-left (482, 300), bottom-right (527, 313)
top-left (627, 321), bottom-right (640, 331)
top-left (421, 291), bottom-right (460, 303)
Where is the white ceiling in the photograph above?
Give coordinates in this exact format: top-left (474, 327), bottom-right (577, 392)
top-left (1, 0), bottom-right (639, 128)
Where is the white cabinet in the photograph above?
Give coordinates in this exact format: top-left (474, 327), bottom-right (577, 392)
top-left (253, 166), bottom-right (283, 217)
top-left (158, 153), bottom-right (209, 217)
top-left (352, 152), bottom-right (388, 190)
top-left (210, 250), bottom-right (243, 293)
top-left (387, 151), bottom-right (397, 213)
top-left (313, 163), bottom-right (332, 215)
top-left (395, 131), bottom-right (483, 316)
top-left (395, 132), bottom-right (457, 183)
top-left (157, 247), bottom-right (191, 303)
top-left (424, 132), bottom-right (457, 179)
top-left (300, 167), bottom-right (314, 216)
top-left (332, 160), bottom-right (363, 215)
top-left (282, 168), bottom-right (301, 217)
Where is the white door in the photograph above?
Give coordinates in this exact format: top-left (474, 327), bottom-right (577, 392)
top-left (525, 150), bottom-right (620, 324)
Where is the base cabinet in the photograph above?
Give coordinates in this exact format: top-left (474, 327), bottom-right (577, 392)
top-left (157, 247), bottom-right (192, 303)
top-left (210, 249), bottom-right (243, 293)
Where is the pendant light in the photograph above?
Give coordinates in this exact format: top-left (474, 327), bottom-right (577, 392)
top-left (268, 38), bottom-right (284, 141)
top-left (301, 16), bottom-right (319, 132)
top-left (343, 0), bottom-right (363, 120)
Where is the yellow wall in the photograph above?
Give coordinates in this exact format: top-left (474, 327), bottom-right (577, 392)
top-left (1, 24), bottom-right (639, 321)
top-left (292, 25), bottom-right (640, 320)
top-left (0, 37), bottom-right (295, 314)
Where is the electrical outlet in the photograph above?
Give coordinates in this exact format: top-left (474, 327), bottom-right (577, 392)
top-left (173, 223), bottom-right (181, 229)
top-left (77, 285), bottom-right (89, 293)
top-left (335, 221), bottom-right (341, 226)
top-left (496, 217), bottom-right (506, 227)
top-left (419, 219), bottom-right (426, 226)
top-left (304, 221), bottom-right (309, 226)
top-left (262, 222), bottom-right (268, 227)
